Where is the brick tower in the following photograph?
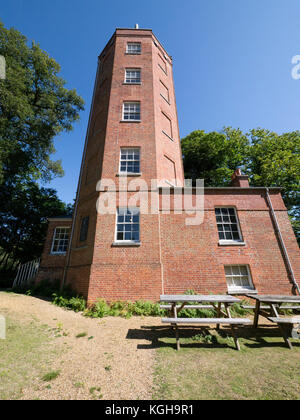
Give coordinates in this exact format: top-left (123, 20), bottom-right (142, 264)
top-left (64, 27), bottom-right (184, 303)
top-left (37, 27), bottom-right (300, 302)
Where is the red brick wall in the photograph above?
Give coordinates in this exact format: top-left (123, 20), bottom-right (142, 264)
top-left (36, 219), bottom-right (72, 286)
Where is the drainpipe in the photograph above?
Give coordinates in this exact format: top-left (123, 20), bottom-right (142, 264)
top-left (266, 188), bottom-right (300, 295)
top-left (61, 58), bottom-right (101, 291)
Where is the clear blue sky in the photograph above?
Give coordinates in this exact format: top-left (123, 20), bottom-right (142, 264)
top-left (1, 0), bottom-right (300, 203)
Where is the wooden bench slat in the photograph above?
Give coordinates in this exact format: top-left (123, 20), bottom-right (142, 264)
top-left (159, 305), bottom-right (214, 310)
top-left (268, 317), bottom-right (300, 324)
top-left (162, 318), bottom-right (251, 325)
top-left (242, 305), bottom-right (300, 310)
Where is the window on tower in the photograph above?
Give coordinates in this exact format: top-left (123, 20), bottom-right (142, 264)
top-left (126, 42), bottom-right (141, 54)
top-left (115, 208), bottom-right (140, 243)
top-left (125, 68), bottom-right (141, 84)
top-left (119, 148), bottom-right (140, 174)
top-left (122, 102), bottom-right (141, 121)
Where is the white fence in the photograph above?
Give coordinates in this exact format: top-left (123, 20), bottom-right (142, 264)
top-left (13, 259), bottom-right (40, 289)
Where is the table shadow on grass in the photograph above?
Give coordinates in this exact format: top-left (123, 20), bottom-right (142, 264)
top-left (126, 324), bottom-right (300, 351)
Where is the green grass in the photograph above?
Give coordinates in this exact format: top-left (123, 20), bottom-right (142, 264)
top-left (76, 332), bottom-right (87, 338)
top-left (0, 317), bottom-right (56, 399)
top-left (41, 371), bottom-right (60, 382)
top-left (153, 326), bottom-right (300, 400)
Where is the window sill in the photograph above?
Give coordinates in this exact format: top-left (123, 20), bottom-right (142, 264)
top-left (162, 130), bottom-right (174, 141)
top-left (120, 120), bottom-right (141, 123)
top-left (228, 289), bottom-right (258, 295)
top-left (218, 240), bottom-right (246, 247)
top-left (125, 52), bottom-right (141, 55)
top-left (112, 242), bottom-right (141, 247)
top-left (116, 173), bottom-right (142, 177)
top-left (123, 82), bottom-right (142, 85)
top-left (50, 252), bottom-right (66, 256)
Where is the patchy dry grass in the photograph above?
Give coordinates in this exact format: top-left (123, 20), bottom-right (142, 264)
top-left (153, 326), bottom-right (300, 400)
top-left (0, 317), bottom-right (57, 400)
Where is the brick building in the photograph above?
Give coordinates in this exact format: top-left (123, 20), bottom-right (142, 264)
top-left (37, 27), bottom-right (300, 304)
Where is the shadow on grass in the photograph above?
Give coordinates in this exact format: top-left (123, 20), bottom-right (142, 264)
top-left (126, 324), bottom-right (300, 351)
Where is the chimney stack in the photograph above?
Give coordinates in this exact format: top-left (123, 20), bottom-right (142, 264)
top-left (230, 169), bottom-right (250, 188)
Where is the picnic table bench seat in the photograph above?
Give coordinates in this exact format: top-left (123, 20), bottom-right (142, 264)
top-left (267, 317), bottom-right (300, 348)
top-left (160, 304), bottom-right (215, 310)
top-left (242, 305), bottom-right (300, 311)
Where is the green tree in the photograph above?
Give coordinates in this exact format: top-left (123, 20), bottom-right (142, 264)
top-left (0, 22), bottom-right (83, 282)
top-left (181, 127), bottom-right (249, 185)
top-left (181, 127), bottom-right (300, 244)
top-left (0, 21), bottom-right (84, 184)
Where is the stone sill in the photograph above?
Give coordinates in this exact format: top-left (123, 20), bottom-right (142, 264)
top-left (120, 120), bottom-right (141, 123)
top-left (116, 173), bottom-right (142, 177)
top-left (123, 82), bottom-right (142, 86)
top-left (112, 242), bottom-right (141, 248)
top-left (229, 290), bottom-right (258, 295)
top-left (218, 241), bottom-right (246, 247)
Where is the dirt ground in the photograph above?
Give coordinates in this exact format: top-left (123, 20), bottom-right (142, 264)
top-left (0, 291), bottom-right (161, 400)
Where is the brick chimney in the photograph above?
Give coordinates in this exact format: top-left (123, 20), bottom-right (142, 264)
top-left (230, 169), bottom-right (250, 188)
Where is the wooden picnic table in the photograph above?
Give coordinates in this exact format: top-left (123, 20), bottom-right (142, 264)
top-left (160, 294), bottom-right (251, 351)
top-left (245, 294), bottom-right (300, 349)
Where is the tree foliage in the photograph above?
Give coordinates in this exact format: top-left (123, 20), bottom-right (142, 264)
top-left (0, 22), bottom-right (83, 278)
top-left (182, 127), bottom-right (300, 243)
top-left (0, 21), bottom-right (84, 184)
top-left (0, 181), bottom-right (72, 265)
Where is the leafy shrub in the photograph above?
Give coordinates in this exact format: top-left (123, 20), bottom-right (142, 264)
top-left (52, 294), bottom-right (86, 312)
top-left (84, 299), bottom-right (111, 318)
top-left (84, 299), bottom-right (164, 319)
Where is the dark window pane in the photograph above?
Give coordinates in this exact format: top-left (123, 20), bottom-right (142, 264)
top-left (225, 232), bottom-right (232, 240)
top-left (232, 232), bottom-right (240, 240)
top-left (117, 232), bottom-right (123, 241)
top-left (79, 216), bottom-right (89, 242)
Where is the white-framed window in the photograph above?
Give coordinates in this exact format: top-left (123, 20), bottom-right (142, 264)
top-left (120, 148), bottom-right (140, 174)
top-left (122, 102), bottom-right (141, 121)
top-left (215, 207), bottom-right (243, 243)
top-left (126, 42), bottom-right (141, 54)
top-left (225, 265), bottom-right (254, 292)
top-left (115, 208), bottom-right (140, 243)
top-left (125, 68), bottom-right (141, 84)
top-left (51, 227), bottom-right (70, 254)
